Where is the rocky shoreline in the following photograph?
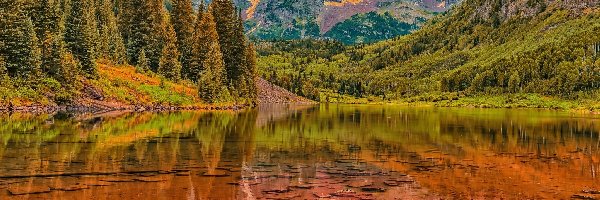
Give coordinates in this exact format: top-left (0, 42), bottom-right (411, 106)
top-left (0, 101), bottom-right (248, 114)
top-left (1, 78), bottom-right (315, 114)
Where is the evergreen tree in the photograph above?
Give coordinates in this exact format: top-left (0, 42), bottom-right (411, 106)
top-left (26, 20), bottom-right (43, 82)
top-left (137, 49), bottom-right (150, 73)
top-left (117, 0), bottom-right (134, 44)
top-left (123, 0), bottom-right (150, 65)
top-left (59, 51), bottom-right (80, 89)
top-left (171, 0), bottom-right (195, 79)
top-left (198, 10), bottom-right (229, 103)
top-left (189, 2), bottom-right (207, 82)
top-left (98, 24), bottom-right (110, 60)
top-left (508, 71), bottom-right (521, 93)
top-left (97, 0), bottom-right (126, 64)
top-left (33, 0), bottom-right (69, 78)
top-left (146, 0), bottom-right (167, 71)
top-left (0, 44), bottom-right (6, 77)
top-left (28, 0), bottom-right (61, 39)
top-left (158, 23), bottom-right (182, 81)
top-left (65, 0), bottom-right (98, 78)
top-left (123, 0), bottom-right (166, 71)
top-left (211, 0), bottom-right (246, 86)
top-left (0, 0), bottom-right (42, 77)
top-left (40, 31), bottom-right (64, 78)
top-left (244, 43), bottom-right (259, 103)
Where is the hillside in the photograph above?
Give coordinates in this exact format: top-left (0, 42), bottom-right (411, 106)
top-left (0, 0), bottom-right (264, 112)
top-left (0, 62), bottom-right (310, 112)
top-left (257, 0), bottom-right (600, 110)
top-left (0, 62), bottom-right (224, 112)
top-left (187, 0), bottom-right (459, 44)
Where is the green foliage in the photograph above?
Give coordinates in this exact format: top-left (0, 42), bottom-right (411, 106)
top-left (243, 43), bottom-right (259, 104)
top-left (65, 0), bottom-right (98, 78)
top-left (57, 52), bottom-right (81, 90)
top-left (189, 2), bottom-right (208, 82)
top-left (136, 49), bottom-right (151, 73)
top-left (0, 0), bottom-right (259, 107)
top-left (171, 0), bottom-right (196, 79)
top-left (258, 0), bottom-right (600, 109)
top-left (197, 10), bottom-right (230, 103)
top-left (137, 84), bottom-right (193, 105)
top-left (210, 0), bottom-right (257, 102)
top-left (198, 68), bottom-right (232, 103)
top-left (324, 12), bottom-right (416, 45)
top-left (28, 0), bottom-right (62, 39)
top-left (123, 0), bottom-right (166, 70)
top-left (158, 24), bottom-right (182, 81)
top-left (96, 0), bottom-right (127, 64)
top-left (212, 0), bottom-right (246, 85)
top-left (0, 0), bottom-right (42, 77)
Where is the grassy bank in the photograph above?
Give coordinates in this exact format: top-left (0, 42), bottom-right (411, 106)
top-left (0, 61), bottom-right (238, 109)
top-left (319, 90), bottom-right (600, 113)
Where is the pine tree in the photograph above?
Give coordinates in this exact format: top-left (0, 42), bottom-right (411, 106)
top-left (41, 31), bottom-right (64, 78)
top-left (108, 26), bottom-right (127, 64)
top-left (198, 10), bottom-right (229, 103)
top-left (0, 0), bottom-right (42, 77)
top-left (189, 2), bottom-right (207, 82)
top-left (158, 23), bottom-right (182, 81)
top-left (147, 0), bottom-right (168, 71)
top-left (117, 0), bottom-right (134, 44)
top-left (171, 0), bottom-right (195, 80)
top-left (28, 0), bottom-right (61, 40)
top-left (137, 49), bottom-right (150, 73)
top-left (244, 43), bottom-right (258, 103)
top-left (211, 0), bottom-right (246, 85)
top-left (97, 0), bottom-right (126, 64)
top-left (65, 0), bottom-right (98, 78)
top-left (123, 0), bottom-right (166, 71)
top-left (98, 24), bottom-right (111, 60)
top-left (0, 49), bottom-right (6, 77)
top-left (59, 51), bottom-right (80, 89)
top-left (32, 0), bottom-right (69, 84)
top-left (123, 0), bottom-right (150, 65)
top-left (26, 19), bottom-right (43, 82)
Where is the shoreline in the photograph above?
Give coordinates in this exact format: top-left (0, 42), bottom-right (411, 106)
top-left (0, 102), bottom-right (249, 114)
top-left (320, 93), bottom-right (600, 115)
top-left (2, 98), bottom-right (596, 115)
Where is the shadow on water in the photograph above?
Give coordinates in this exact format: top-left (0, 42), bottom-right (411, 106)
top-left (0, 104), bottom-right (599, 199)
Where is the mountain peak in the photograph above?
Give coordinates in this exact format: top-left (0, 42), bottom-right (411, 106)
top-left (202, 0), bottom-right (460, 43)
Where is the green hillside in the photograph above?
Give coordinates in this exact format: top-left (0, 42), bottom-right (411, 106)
top-left (257, 0), bottom-right (600, 110)
top-left (324, 12), bottom-right (417, 45)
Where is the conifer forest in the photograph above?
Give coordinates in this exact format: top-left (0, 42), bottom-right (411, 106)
top-left (0, 0), bottom-right (258, 109)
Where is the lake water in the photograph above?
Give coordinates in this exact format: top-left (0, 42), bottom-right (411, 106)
top-left (0, 104), bottom-right (599, 199)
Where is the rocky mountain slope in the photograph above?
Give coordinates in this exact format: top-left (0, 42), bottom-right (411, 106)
top-left (256, 78), bottom-right (314, 104)
top-left (188, 0), bottom-right (460, 44)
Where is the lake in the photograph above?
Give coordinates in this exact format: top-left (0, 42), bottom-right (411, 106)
top-left (0, 104), bottom-right (599, 199)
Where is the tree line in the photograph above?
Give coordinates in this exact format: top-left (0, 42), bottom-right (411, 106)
top-left (0, 0), bottom-right (257, 104)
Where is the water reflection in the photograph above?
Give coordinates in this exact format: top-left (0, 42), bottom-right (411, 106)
top-left (0, 105), bottom-right (599, 199)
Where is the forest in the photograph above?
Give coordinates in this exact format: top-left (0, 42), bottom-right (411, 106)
top-left (257, 0), bottom-right (600, 110)
top-left (0, 0), bottom-right (258, 107)
top-left (1, 0), bottom-right (598, 110)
